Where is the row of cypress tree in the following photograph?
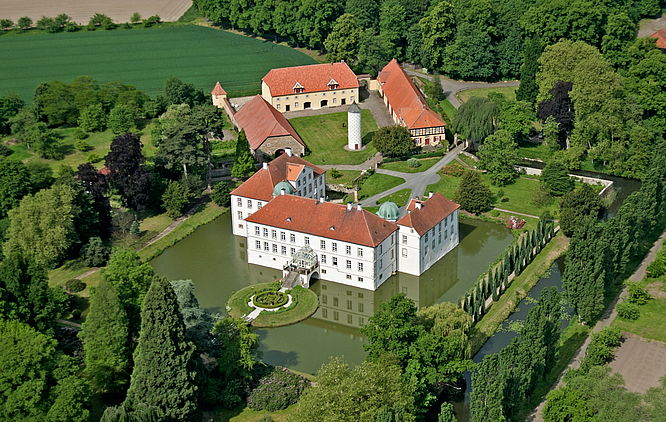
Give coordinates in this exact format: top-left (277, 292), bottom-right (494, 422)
top-left (459, 216), bottom-right (556, 322)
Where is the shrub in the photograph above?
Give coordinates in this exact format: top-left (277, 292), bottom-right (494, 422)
top-left (211, 182), bottom-right (232, 207)
top-left (81, 236), bottom-right (109, 267)
top-left (17, 16), bottom-right (32, 31)
top-left (247, 367), bottom-right (310, 411)
top-left (541, 161), bottom-right (574, 196)
top-left (580, 327), bottom-right (622, 371)
top-left (647, 247), bottom-right (666, 278)
top-left (0, 144), bottom-right (13, 157)
top-left (65, 278), bottom-right (86, 293)
top-left (143, 15), bottom-right (161, 27)
top-left (129, 220), bottom-right (141, 236)
top-left (454, 170), bottom-right (493, 214)
top-left (162, 180), bottom-right (192, 218)
top-left (0, 19), bottom-right (14, 30)
top-left (440, 161), bottom-right (466, 177)
top-left (330, 168), bottom-right (341, 179)
top-left (130, 12), bottom-right (142, 24)
top-left (256, 417), bottom-right (274, 422)
top-left (73, 128), bottom-right (88, 140)
top-left (616, 301), bottom-right (640, 320)
top-left (75, 139), bottom-right (92, 152)
top-left (87, 153), bottom-right (102, 163)
top-left (407, 157), bottom-right (421, 168)
top-left (627, 282), bottom-right (651, 305)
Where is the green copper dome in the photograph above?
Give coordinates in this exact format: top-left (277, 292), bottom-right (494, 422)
top-left (377, 201), bottom-right (400, 221)
top-left (273, 181), bottom-right (294, 196)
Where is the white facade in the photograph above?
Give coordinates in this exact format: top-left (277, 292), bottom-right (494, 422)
top-left (398, 209), bottom-right (459, 276)
top-left (230, 154), bottom-right (326, 237)
top-left (245, 215), bottom-right (397, 291)
top-left (347, 105), bottom-right (362, 150)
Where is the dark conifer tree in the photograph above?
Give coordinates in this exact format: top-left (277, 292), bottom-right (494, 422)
top-left (105, 133), bottom-right (151, 211)
top-left (515, 37), bottom-right (542, 106)
top-left (124, 277), bottom-right (198, 420)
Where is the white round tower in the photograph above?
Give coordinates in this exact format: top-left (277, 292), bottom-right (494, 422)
top-left (347, 103), bottom-right (362, 150)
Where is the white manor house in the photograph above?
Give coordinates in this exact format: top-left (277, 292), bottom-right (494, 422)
top-left (230, 150), bottom-right (460, 291)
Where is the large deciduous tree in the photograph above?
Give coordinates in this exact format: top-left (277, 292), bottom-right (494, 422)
top-left (324, 14), bottom-right (362, 64)
top-left (0, 94), bottom-right (24, 134)
top-left (559, 184), bottom-right (603, 237)
top-left (76, 163), bottom-right (111, 238)
top-left (295, 357), bottom-right (417, 422)
top-left (537, 81), bottom-right (574, 149)
top-left (124, 277), bottom-right (198, 421)
top-left (0, 159), bottom-right (32, 218)
top-left (541, 161), bottom-right (574, 196)
top-left (477, 129), bottom-right (518, 186)
top-left (452, 97), bottom-right (498, 145)
top-left (454, 170), bottom-right (493, 214)
top-left (105, 133), bottom-right (151, 211)
top-left (79, 278), bottom-right (130, 394)
top-left (371, 125), bottom-right (418, 157)
top-left (0, 319), bottom-right (89, 422)
top-left (4, 184), bottom-right (83, 268)
top-left (418, 1), bottom-right (455, 72)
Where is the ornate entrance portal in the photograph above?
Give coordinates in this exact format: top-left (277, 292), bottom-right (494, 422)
top-left (282, 245), bottom-right (319, 288)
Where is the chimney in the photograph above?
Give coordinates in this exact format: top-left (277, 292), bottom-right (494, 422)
top-left (415, 202), bottom-right (422, 210)
top-left (280, 188), bottom-right (286, 195)
top-left (347, 203), bottom-right (352, 211)
top-left (262, 162), bottom-right (268, 169)
top-left (428, 192), bottom-right (433, 198)
top-left (356, 204), bottom-right (362, 211)
top-left (285, 147), bottom-right (293, 157)
top-left (319, 197), bottom-right (325, 203)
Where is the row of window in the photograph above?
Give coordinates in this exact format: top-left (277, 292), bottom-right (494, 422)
top-left (320, 254), bottom-right (364, 272)
top-left (237, 198), bottom-right (264, 210)
top-left (320, 308), bottom-right (365, 326)
top-left (411, 126), bottom-right (446, 136)
top-left (321, 295), bottom-right (365, 313)
top-left (278, 90), bottom-right (351, 100)
top-left (253, 228), bottom-right (367, 257)
top-left (276, 96), bottom-right (355, 110)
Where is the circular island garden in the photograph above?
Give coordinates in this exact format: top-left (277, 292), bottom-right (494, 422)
top-left (227, 281), bottom-right (319, 328)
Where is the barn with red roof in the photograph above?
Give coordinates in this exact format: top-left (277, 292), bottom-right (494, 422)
top-left (377, 59), bottom-right (447, 147)
top-left (261, 62), bottom-right (359, 112)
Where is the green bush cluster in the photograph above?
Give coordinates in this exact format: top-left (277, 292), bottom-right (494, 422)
top-left (247, 366), bottom-right (310, 411)
top-left (616, 301), bottom-right (640, 320)
top-left (65, 278), bottom-right (86, 293)
top-left (580, 327), bottom-right (622, 372)
top-left (407, 157), bottom-right (421, 168)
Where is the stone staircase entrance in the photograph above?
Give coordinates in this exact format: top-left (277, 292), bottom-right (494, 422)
top-left (281, 270), bottom-right (300, 289)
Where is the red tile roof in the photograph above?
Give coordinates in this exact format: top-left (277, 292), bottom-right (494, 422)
top-left (262, 62), bottom-right (359, 97)
top-left (245, 195), bottom-right (398, 247)
top-left (230, 153), bottom-right (325, 202)
top-left (377, 59), bottom-right (447, 130)
top-left (649, 30), bottom-right (666, 49)
top-left (234, 95), bottom-right (304, 151)
top-left (397, 193), bottom-right (459, 236)
top-left (211, 81), bottom-right (227, 96)
top-left (286, 163), bottom-right (304, 181)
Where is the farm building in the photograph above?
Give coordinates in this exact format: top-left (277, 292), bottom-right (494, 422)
top-left (376, 59), bottom-right (447, 147)
top-left (261, 62), bottom-right (359, 112)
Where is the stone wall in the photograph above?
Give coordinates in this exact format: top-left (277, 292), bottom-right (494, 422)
top-left (514, 165), bottom-right (614, 196)
top-left (255, 136), bottom-right (305, 162)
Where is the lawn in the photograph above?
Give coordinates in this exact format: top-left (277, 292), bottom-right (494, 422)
top-left (380, 157), bottom-right (440, 173)
top-left (612, 278), bottom-right (666, 343)
top-left (516, 142), bottom-right (554, 161)
top-left (456, 86), bottom-right (517, 103)
top-left (439, 99), bottom-right (457, 120)
top-left (426, 168), bottom-right (560, 217)
top-left (326, 170), bottom-right (362, 187)
top-left (0, 25), bottom-right (316, 101)
top-left (346, 173), bottom-right (405, 203)
top-left (290, 110), bottom-right (378, 165)
top-left (376, 188), bottom-right (411, 207)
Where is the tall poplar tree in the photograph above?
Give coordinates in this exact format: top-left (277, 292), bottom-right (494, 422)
top-left (231, 131), bottom-right (255, 179)
top-left (516, 37), bottom-right (542, 105)
top-left (124, 277), bottom-right (198, 420)
top-left (79, 278), bottom-right (129, 394)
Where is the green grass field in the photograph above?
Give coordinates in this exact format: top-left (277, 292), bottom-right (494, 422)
top-left (613, 278), bottom-right (666, 343)
top-left (377, 188), bottom-right (411, 207)
top-left (380, 157), bottom-right (440, 173)
top-left (426, 168), bottom-right (560, 217)
top-left (0, 25), bottom-right (316, 100)
top-left (456, 86), bottom-right (517, 103)
top-left (290, 110), bottom-right (378, 165)
top-left (346, 173), bottom-right (405, 203)
top-left (327, 169), bottom-right (362, 186)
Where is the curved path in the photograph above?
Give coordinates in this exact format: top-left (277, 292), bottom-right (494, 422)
top-left (359, 144), bottom-right (465, 206)
top-left (403, 69), bottom-right (520, 108)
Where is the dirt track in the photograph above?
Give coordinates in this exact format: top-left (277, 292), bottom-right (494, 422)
top-left (0, 0), bottom-right (192, 24)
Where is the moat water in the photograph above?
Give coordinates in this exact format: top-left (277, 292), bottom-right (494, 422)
top-left (151, 212), bottom-right (514, 374)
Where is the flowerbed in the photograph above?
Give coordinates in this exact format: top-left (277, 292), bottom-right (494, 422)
top-left (253, 290), bottom-right (288, 309)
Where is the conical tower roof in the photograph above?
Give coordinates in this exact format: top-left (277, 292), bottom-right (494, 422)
top-left (348, 103), bottom-right (361, 113)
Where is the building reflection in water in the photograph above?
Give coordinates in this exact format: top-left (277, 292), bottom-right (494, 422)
top-left (308, 246), bottom-right (460, 331)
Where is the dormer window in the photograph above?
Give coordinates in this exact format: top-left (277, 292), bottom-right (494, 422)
top-left (293, 82), bottom-right (304, 94)
top-left (327, 79), bottom-right (339, 90)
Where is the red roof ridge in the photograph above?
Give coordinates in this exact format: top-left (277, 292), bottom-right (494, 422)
top-left (211, 81), bottom-right (227, 95)
top-left (262, 62), bottom-right (359, 97)
top-left (230, 154), bottom-right (325, 201)
top-left (397, 193), bottom-right (459, 235)
top-left (245, 195), bottom-right (397, 247)
top-left (234, 95), bottom-right (304, 150)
